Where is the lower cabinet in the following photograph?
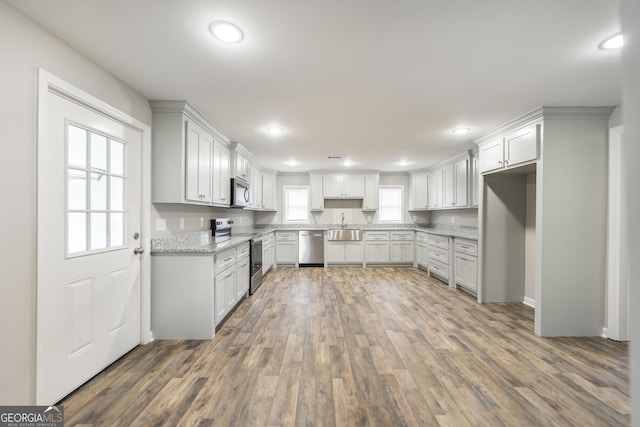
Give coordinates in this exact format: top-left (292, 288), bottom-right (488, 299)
top-left (390, 231), bottom-right (414, 264)
top-left (454, 238), bottom-right (478, 293)
top-left (214, 266), bottom-right (236, 325)
top-left (275, 231), bottom-right (298, 266)
top-left (427, 233), bottom-right (452, 284)
top-left (416, 232), bottom-right (429, 269)
top-left (365, 242), bottom-right (390, 264)
top-left (262, 232), bottom-right (275, 275)
top-left (327, 241), bottom-right (363, 265)
top-left (236, 256), bottom-right (250, 299)
top-left (214, 242), bottom-right (250, 326)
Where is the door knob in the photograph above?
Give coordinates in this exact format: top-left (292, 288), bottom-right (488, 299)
top-left (134, 247), bottom-right (145, 255)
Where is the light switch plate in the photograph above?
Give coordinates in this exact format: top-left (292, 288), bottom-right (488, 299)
top-left (155, 218), bottom-right (167, 231)
top-left (180, 218), bottom-right (185, 229)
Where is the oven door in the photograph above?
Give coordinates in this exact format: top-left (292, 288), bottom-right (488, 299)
top-left (250, 237), bottom-right (263, 294)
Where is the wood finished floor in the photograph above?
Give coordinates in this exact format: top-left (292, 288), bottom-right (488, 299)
top-left (61, 267), bottom-right (630, 426)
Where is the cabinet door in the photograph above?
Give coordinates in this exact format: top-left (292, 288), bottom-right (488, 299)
top-left (417, 242), bottom-right (429, 268)
top-left (322, 175), bottom-right (344, 198)
top-left (236, 257), bottom-right (250, 299)
top-left (326, 242), bottom-right (346, 263)
top-left (505, 124), bottom-right (538, 168)
top-left (345, 242), bottom-right (363, 263)
top-left (466, 255), bottom-right (478, 291)
top-left (428, 169), bottom-right (443, 209)
top-left (443, 164), bottom-right (455, 208)
top-left (454, 254), bottom-right (466, 286)
top-left (225, 268), bottom-right (237, 312)
top-left (310, 174), bottom-right (324, 211)
top-left (250, 167), bottom-right (262, 209)
top-left (212, 141), bottom-right (230, 206)
top-left (185, 121), bottom-right (212, 203)
top-left (235, 152), bottom-right (249, 181)
top-left (471, 156), bottom-right (479, 207)
top-left (363, 174), bottom-right (379, 211)
top-left (402, 242), bottom-right (414, 262)
top-left (215, 267), bottom-right (235, 325)
top-left (344, 175), bottom-right (365, 198)
top-left (453, 158), bottom-right (468, 208)
top-left (262, 172), bottom-right (276, 210)
top-left (390, 242), bottom-right (403, 262)
top-left (276, 241), bottom-right (297, 264)
top-left (410, 172), bottom-right (429, 210)
top-left (480, 138), bottom-right (505, 174)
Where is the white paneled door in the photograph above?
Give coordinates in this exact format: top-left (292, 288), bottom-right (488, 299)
top-left (37, 76), bottom-right (143, 404)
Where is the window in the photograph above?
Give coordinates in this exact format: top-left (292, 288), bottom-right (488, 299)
top-left (283, 186), bottom-right (309, 224)
top-left (378, 185), bottom-right (403, 223)
top-left (67, 123), bottom-right (127, 256)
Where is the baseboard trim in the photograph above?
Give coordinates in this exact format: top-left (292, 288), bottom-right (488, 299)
top-left (523, 297), bottom-right (535, 308)
top-left (602, 327), bottom-right (609, 339)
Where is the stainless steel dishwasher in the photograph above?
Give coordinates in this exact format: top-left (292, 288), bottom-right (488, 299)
top-left (298, 230), bottom-right (324, 266)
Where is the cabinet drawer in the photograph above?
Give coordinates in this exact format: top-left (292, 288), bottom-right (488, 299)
top-left (215, 248), bottom-right (237, 274)
top-left (390, 231), bottom-right (414, 240)
top-left (429, 259), bottom-right (449, 280)
top-left (454, 238), bottom-right (477, 256)
top-left (276, 231), bottom-right (297, 241)
top-left (263, 233), bottom-right (274, 245)
top-left (416, 232), bottom-right (429, 243)
top-left (427, 234), bottom-right (449, 250)
top-left (365, 231), bottom-right (389, 241)
top-left (429, 247), bottom-right (449, 265)
top-left (236, 242), bottom-right (250, 259)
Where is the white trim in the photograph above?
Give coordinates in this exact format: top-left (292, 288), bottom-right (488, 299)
top-left (36, 69), bottom-right (152, 351)
top-left (523, 297), bottom-right (535, 308)
top-left (606, 125), bottom-right (629, 341)
top-left (602, 327), bottom-right (609, 339)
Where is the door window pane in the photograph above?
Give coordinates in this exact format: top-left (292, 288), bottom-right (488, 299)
top-left (68, 169), bottom-right (87, 210)
top-left (68, 125), bottom-right (87, 168)
top-left (90, 213), bottom-right (107, 250)
top-left (111, 140), bottom-right (125, 176)
top-left (110, 177), bottom-right (124, 211)
top-left (90, 173), bottom-right (108, 210)
top-left (90, 133), bottom-right (107, 171)
top-left (68, 213), bottom-right (87, 253)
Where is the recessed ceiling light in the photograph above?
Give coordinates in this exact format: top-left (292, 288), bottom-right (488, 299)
top-left (208, 21), bottom-right (244, 44)
top-left (343, 160), bottom-right (353, 167)
top-left (267, 127), bottom-right (283, 135)
top-left (452, 127), bottom-right (471, 135)
top-left (599, 33), bottom-right (624, 50)
top-left (396, 160), bottom-right (410, 166)
top-left (285, 160), bottom-right (298, 166)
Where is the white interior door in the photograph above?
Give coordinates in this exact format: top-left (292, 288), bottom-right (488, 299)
top-left (37, 84), bottom-right (143, 404)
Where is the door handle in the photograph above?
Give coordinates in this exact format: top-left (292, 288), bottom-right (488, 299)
top-left (134, 247), bottom-right (145, 255)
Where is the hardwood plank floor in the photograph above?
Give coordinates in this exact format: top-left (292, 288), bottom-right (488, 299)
top-left (60, 267), bottom-right (630, 426)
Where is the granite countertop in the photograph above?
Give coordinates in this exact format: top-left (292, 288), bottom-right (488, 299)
top-left (151, 224), bottom-right (477, 254)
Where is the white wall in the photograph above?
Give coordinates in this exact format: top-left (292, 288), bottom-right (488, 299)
top-left (0, 2), bottom-right (152, 404)
top-left (619, 0), bottom-right (640, 423)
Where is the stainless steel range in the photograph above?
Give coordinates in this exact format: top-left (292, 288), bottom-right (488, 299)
top-left (210, 218), bottom-right (233, 243)
top-left (250, 235), bottom-right (263, 294)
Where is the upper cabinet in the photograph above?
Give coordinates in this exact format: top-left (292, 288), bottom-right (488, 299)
top-left (150, 100), bottom-right (231, 206)
top-left (409, 172), bottom-right (429, 211)
top-left (443, 155), bottom-right (469, 209)
top-left (262, 171), bottom-right (277, 211)
top-left (233, 149), bottom-right (250, 183)
top-left (248, 165), bottom-right (262, 210)
top-left (479, 124), bottom-right (539, 174)
top-left (323, 174), bottom-right (365, 199)
top-left (363, 174), bottom-right (379, 211)
top-left (428, 168), bottom-right (443, 209)
top-left (309, 174), bottom-right (324, 211)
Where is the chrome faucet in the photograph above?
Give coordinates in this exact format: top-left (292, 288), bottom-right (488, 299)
top-left (341, 212), bottom-right (346, 227)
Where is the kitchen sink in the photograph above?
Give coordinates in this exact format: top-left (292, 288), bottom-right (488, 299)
top-left (327, 229), bottom-right (363, 241)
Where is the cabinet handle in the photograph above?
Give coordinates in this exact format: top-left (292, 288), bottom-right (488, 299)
top-left (498, 160), bottom-right (503, 165)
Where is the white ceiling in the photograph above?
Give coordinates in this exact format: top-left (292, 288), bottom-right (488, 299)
top-left (8, 0), bottom-right (622, 172)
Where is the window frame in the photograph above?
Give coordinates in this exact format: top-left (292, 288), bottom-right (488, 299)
top-left (378, 185), bottom-right (404, 224)
top-left (282, 185), bottom-right (310, 224)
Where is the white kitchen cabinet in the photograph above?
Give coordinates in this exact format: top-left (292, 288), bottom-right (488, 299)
top-left (452, 157), bottom-right (469, 208)
top-left (365, 231), bottom-right (390, 264)
top-left (323, 174), bottom-right (365, 198)
top-left (443, 164), bottom-right (455, 208)
top-left (309, 174), bottom-right (324, 211)
top-left (214, 266), bottom-right (236, 325)
top-left (150, 100), bottom-right (232, 206)
top-left (185, 120), bottom-right (213, 203)
top-left (389, 231), bottom-right (414, 264)
top-left (427, 233), bottom-right (452, 285)
top-left (233, 150), bottom-right (250, 182)
top-left (262, 172), bottom-right (277, 211)
top-left (262, 232), bottom-right (275, 274)
top-left (363, 174), bottom-right (380, 211)
top-left (454, 238), bottom-right (478, 293)
top-left (428, 168), bottom-right (443, 209)
top-left (471, 153), bottom-right (479, 207)
top-left (248, 165), bottom-right (263, 210)
top-left (480, 124), bottom-right (539, 174)
top-left (212, 141), bottom-right (230, 207)
top-left (326, 241), bottom-right (363, 265)
top-left (275, 231), bottom-right (298, 266)
top-left (409, 172), bottom-right (429, 210)
top-left (236, 254), bottom-right (250, 300)
top-left (416, 233), bottom-right (429, 269)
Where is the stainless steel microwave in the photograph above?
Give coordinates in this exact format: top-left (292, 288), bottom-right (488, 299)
top-left (230, 178), bottom-right (250, 208)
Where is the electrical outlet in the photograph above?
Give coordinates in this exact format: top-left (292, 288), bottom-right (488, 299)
top-left (180, 218), bottom-right (185, 229)
top-left (155, 218), bottom-right (167, 231)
